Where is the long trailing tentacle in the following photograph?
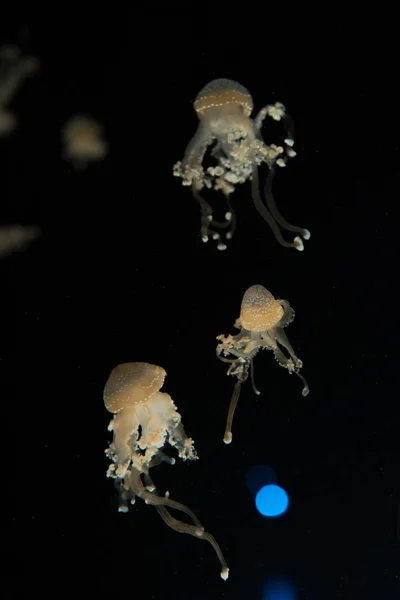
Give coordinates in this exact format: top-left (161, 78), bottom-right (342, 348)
top-left (253, 103), bottom-right (310, 248)
top-left (128, 469), bottom-right (204, 532)
top-left (250, 358), bottom-right (260, 396)
top-left (223, 379), bottom-right (243, 445)
top-left (251, 165), bottom-right (304, 251)
top-left (270, 340), bottom-right (309, 397)
top-left (264, 165), bottom-right (310, 240)
top-left (143, 472), bottom-right (229, 581)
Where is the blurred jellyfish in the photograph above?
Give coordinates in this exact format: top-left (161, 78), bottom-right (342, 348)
top-left (0, 45), bottom-right (39, 137)
top-left (217, 284), bottom-right (309, 444)
top-left (173, 78), bottom-right (310, 250)
top-left (104, 362), bottom-right (229, 580)
top-left (61, 115), bottom-right (107, 169)
top-left (0, 225), bottom-right (39, 258)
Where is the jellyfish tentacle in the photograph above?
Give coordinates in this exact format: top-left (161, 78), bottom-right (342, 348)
top-left (130, 469), bottom-right (204, 533)
top-left (264, 166), bottom-right (310, 240)
top-left (250, 358), bottom-right (260, 396)
top-left (223, 379), bottom-right (243, 445)
top-left (192, 187), bottom-right (234, 248)
top-left (277, 300), bottom-right (295, 327)
top-left (144, 472), bottom-right (229, 581)
top-left (251, 166), bottom-right (304, 251)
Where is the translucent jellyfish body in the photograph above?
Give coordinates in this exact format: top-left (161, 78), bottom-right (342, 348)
top-left (0, 225), bottom-right (39, 258)
top-left (216, 285), bottom-right (309, 443)
top-left (104, 362), bottom-right (229, 580)
top-left (174, 78), bottom-right (310, 250)
top-left (61, 115), bottom-right (107, 169)
top-left (0, 45), bottom-right (39, 137)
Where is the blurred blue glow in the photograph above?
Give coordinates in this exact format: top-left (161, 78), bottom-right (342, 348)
top-left (263, 579), bottom-right (297, 600)
top-left (255, 484), bottom-right (289, 517)
top-left (245, 464), bottom-right (277, 495)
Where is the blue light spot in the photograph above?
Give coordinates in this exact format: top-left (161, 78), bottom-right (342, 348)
top-left (263, 580), bottom-right (297, 600)
top-left (245, 464), bottom-right (277, 495)
top-left (255, 484), bottom-right (289, 517)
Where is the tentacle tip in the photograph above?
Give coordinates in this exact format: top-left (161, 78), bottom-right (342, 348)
top-left (223, 432), bottom-right (232, 444)
top-left (220, 568), bottom-right (229, 581)
top-left (302, 229), bottom-right (311, 240)
top-left (225, 232), bottom-right (232, 240)
top-left (217, 243), bottom-right (227, 251)
top-left (118, 505), bottom-right (129, 513)
top-left (302, 387), bottom-right (310, 397)
top-left (195, 527), bottom-right (205, 537)
top-left (294, 236), bottom-right (304, 251)
top-left (202, 235), bottom-right (209, 243)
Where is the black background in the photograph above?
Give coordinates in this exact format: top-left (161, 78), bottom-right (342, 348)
top-left (3, 8), bottom-right (399, 600)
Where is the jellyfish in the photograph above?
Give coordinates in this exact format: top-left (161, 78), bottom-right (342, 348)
top-left (104, 362), bottom-right (229, 580)
top-left (173, 78), bottom-right (310, 250)
top-left (0, 224), bottom-right (39, 258)
top-left (61, 115), bottom-right (107, 169)
top-left (0, 45), bottom-right (39, 137)
top-left (216, 285), bottom-right (309, 444)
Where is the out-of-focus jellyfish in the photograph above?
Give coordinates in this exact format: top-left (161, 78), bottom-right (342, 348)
top-left (173, 78), bottom-right (310, 250)
top-left (61, 115), bottom-right (107, 170)
top-left (104, 362), bottom-right (229, 580)
top-left (0, 225), bottom-right (39, 258)
top-left (216, 285), bottom-right (309, 444)
top-left (0, 45), bottom-right (39, 137)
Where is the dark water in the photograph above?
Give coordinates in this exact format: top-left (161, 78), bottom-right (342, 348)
top-left (3, 9), bottom-right (399, 600)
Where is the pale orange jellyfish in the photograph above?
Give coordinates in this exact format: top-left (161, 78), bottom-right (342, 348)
top-left (173, 78), bottom-right (310, 250)
top-left (61, 115), bottom-right (107, 169)
top-left (0, 225), bottom-right (39, 258)
top-left (104, 362), bottom-right (229, 580)
top-left (217, 285), bottom-right (309, 444)
top-left (0, 45), bottom-right (39, 137)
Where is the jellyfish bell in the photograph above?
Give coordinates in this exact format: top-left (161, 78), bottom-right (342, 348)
top-left (103, 362), bottom-right (166, 413)
top-left (240, 285), bottom-right (284, 332)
